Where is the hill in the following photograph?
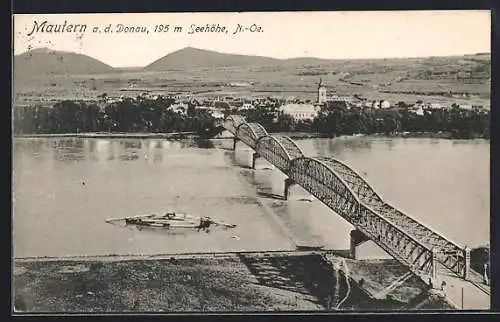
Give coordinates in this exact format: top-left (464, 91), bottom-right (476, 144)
top-left (143, 48), bottom-right (490, 92)
top-left (14, 48), bottom-right (115, 77)
top-left (144, 47), bottom-right (342, 70)
top-left (144, 47), bottom-right (281, 70)
top-left (12, 47), bottom-right (490, 108)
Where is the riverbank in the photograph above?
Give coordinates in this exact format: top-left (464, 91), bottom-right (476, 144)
top-left (13, 130), bottom-right (489, 140)
top-left (12, 131), bottom-right (317, 140)
top-left (13, 132), bottom-right (199, 139)
top-left (372, 131), bottom-right (490, 140)
top-left (281, 131), bottom-right (489, 140)
top-left (13, 252), bottom-right (454, 313)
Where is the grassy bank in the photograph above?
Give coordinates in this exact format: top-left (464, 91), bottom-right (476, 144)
top-left (13, 253), bottom-right (455, 313)
top-left (13, 255), bottom-right (327, 313)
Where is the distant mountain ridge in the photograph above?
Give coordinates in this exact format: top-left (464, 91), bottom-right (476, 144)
top-left (143, 47), bottom-right (281, 70)
top-left (144, 47), bottom-right (347, 70)
top-left (14, 47), bottom-right (115, 77)
top-left (14, 46), bottom-right (491, 76)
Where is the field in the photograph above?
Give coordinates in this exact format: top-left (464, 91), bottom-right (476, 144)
top-left (13, 53), bottom-right (491, 108)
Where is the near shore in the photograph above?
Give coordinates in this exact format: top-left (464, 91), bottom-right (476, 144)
top-left (13, 252), bottom-right (454, 313)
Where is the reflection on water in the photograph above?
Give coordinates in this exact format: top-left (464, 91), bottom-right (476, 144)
top-left (124, 141), bottom-right (141, 149)
top-left (13, 136), bottom-right (490, 258)
top-left (193, 138), bottom-right (215, 149)
top-left (14, 138), bottom-right (221, 166)
top-left (307, 137), bottom-right (374, 158)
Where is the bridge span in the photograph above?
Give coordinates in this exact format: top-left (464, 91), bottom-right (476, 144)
top-left (224, 115), bottom-right (489, 309)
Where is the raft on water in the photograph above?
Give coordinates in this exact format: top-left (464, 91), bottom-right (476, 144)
top-left (105, 212), bottom-right (237, 231)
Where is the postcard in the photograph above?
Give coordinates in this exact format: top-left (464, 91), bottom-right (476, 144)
top-left (12, 11), bottom-right (491, 313)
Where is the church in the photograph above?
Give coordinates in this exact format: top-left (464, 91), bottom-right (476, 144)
top-left (278, 78), bottom-right (327, 121)
top-left (317, 78), bottom-right (328, 104)
top-left (279, 78), bottom-right (354, 121)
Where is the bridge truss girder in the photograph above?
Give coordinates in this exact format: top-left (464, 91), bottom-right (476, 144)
top-left (225, 115), bottom-right (246, 135)
top-left (224, 115), bottom-right (467, 281)
top-left (256, 136), bottom-right (291, 172)
top-left (289, 157), bottom-right (436, 277)
top-left (317, 157), bottom-right (466, 277)
top-left (255, 135), bottom-right (305, 173)
top-left (236, 122), bottom-right (268, 150)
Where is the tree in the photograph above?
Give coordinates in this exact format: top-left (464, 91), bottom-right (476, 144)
top-left (276, 112), bottom-right (296, 132)
top-left (396, 101), bottom-right (408, 108)
top-left (15, 95), bottom-right (490, 140)
top-left (187, 103), bottom-right (196, 117)
top-left (51, 100), bottom-right (84, 133)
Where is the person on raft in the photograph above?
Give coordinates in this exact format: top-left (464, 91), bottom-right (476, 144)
top-left (198, 216), bottom-right (213, 232)
top-left (165, 212), bottom-right (175, 219)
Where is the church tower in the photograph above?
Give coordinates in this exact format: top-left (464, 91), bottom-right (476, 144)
top-left (317, 78), bottom-right (327, 104)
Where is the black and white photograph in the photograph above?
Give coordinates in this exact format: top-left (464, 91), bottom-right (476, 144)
top-left (12, 10), bottom-right (491, 313)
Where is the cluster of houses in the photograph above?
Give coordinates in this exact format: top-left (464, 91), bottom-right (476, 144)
top-left (269, 79), bottom-right (489, 120)
top-left (96, 78), bottom-right (489, 122)
top-left (98, 91), bottom-right (229, 119)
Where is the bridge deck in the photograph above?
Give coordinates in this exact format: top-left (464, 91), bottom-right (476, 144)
top-left (436, 264), bottom-right (490, 309)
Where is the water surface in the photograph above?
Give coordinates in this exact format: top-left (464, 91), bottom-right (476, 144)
top-left (13, 136), bottom-right (489, 257)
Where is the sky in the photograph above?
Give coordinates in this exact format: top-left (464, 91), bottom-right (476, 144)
top-left (13, 11), bottom-right (491, 68)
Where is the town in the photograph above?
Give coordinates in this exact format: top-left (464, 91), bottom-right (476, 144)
top-left (13, 78), bottom-right (491, 139)
top-left (88, 78), bottom-right (491, 117)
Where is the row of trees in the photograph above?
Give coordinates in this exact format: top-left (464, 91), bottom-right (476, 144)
top-left (14, 98), bottom-right (490, 139)
top-left (245, 104), bottom-right (490, 139)
top-left (13, 98), bottom-right (220, 137)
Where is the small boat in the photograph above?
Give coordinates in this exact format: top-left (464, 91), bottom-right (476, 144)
top-left (106, 211), bottom-right (236, 231)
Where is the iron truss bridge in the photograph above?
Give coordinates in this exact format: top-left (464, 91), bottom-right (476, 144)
top-left (224, 115), bottom-right (477, 286)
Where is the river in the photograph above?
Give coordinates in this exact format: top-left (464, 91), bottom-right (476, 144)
top-left (12, 136), bottom-right (489, 258)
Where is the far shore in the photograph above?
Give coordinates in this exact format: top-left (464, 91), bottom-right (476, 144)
top-left (13, 132), bottom-right (200, 139)
top-left (13, 131), bottom-right (489, 140)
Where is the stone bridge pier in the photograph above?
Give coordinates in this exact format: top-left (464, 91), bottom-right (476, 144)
top-left (232, 141), bottom-right (267, 170)
top-left (232, 137), bottom-right (239, 151)
top-left (251, 152), bottom-right (275, 170)
top-left (283, 178), bottom-right (295, 200)
top-left (350, 229), bottom-right (369, 259)
top-left (283, 178), bottom-right (312, 201)
top-left (350, 229), bottom-right (392, 260)
top-left (251, 152), bottom-right (259, 170)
